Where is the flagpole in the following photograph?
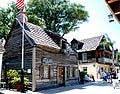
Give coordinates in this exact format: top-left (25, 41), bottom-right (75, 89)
top-left (22, 15), bottom-right (24, 69)
top-left (16, 0), bottom-right (26, 92)
top-left (20, 7), bottom-right (26, 93)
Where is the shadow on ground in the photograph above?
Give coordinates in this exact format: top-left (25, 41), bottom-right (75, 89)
top-left (37, 81), bottom-right (112, 94)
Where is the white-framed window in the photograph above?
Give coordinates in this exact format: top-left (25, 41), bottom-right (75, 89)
top-left (83, 67), bottom-right (87, 72)
top-left (82, 53), bottom-right (87, 62)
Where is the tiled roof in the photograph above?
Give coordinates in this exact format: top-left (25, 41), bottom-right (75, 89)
top-left (24, 23), bottom-right (60, 50)
top-left (77, 35), bottom-right (103, 52)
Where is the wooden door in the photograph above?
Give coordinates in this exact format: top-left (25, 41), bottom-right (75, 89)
top-left (58, 66), bottom-right (65, 86)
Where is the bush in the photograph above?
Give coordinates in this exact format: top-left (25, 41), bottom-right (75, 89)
top-left (7, 69), bottom-right (29, 89)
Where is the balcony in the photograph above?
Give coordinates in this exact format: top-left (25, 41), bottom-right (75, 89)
top-left (98, 58), bottom-right (113, 63)
top-left (79, 58), bottom-right (96, 63)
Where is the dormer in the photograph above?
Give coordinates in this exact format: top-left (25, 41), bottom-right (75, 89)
top-left (45, 30), bottom-right (68, 53)
top-left (71, 39), bottom-right (84, 50)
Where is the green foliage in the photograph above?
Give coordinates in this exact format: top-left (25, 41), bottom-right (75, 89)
top-left (116, 52), bottom-right (120, 62)
top-left (27, 0), bottom-right (88, 36)
top-left (99, 36), bottom-right (114, 50)
top-left (27, 14), bottom-right (46, 28)
top-left (0, 2), bottom-right (19, 39)
top-left (7, 69), bottom-right (20, 86)
top-left (10, 77), bottom-right (21, 85)
top-left (7, 69), bottom-right (29, 87)
top-left (0, 0), bottom-right (88, 39)
top-left (7, 69), bottom-right (20, 79)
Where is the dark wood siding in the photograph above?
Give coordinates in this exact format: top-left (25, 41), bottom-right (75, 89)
top-left (3, 25), bottom-right (33, 72)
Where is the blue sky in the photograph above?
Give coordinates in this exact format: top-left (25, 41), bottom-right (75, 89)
top-left (0, 0), bottom-right (120, 50)
top-left (65, 0), bottom-right (120, 50)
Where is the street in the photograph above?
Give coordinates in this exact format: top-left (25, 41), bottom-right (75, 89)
top-left (0, 80), bottom-right (120, 94)
top-left (39, 81), bottom-right (120, 94)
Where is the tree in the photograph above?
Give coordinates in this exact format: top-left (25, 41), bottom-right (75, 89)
top-left (0, 0), bottom-right (88, 38)
top-left (0, 2), bottom-right (45, 39)
top-left (0, 2), bottom-right (19, 39)
top-left (116, 52), bottom-right (120, 62)
top-left (27, 0), bottom-right (88, 36)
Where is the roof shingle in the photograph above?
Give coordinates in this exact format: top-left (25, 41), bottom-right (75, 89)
top-left (24, 23), bottom-right (60, 50)
top-left (77, 35), bottom-right (103, 52)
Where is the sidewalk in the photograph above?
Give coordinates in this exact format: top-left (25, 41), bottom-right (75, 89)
top-left (0, 79), bottom-right (109, 94)
top-left (0, 89), bottom-right (40, 94)
top-left (0, 89), bottom-right (25, 94)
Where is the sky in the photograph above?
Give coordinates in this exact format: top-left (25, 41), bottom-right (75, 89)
top-left (65, 0), bottom-right (120, 50)
top-left (0, 0), bottom-right (120, 50)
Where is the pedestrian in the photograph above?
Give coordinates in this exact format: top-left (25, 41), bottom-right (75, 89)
top-left (100, 70), bottom-right (107, 81)
top-left (111, 69), bottom-right (118, 89)
top-left (107, 72), bottom-right (112, 83)
top-left (89, 74), bottom-right (95, 82)
top-left (111, 69), bottom-right (117, 79)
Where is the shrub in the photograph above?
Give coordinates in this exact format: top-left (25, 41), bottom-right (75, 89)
top-left (7, 69), bottom-right (29, 89)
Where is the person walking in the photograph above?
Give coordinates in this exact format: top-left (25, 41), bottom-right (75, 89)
top-left (111, 69), bottom-right (118, 89)
top-left (100, 70), bottom-right (107, 81)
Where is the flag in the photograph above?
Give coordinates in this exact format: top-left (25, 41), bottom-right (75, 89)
top-left (16, 0), bottom-right (25, 9)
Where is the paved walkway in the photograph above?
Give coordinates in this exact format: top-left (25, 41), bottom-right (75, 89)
top-left (0, 80), bottom-right (120, 94)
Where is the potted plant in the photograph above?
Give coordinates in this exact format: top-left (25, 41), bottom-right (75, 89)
top-left (7, 69), bottom-right (29, 91)
top-left (11, 77), bottom-right (21, 91)
top-left (7, 69), bottom-right (20, 89)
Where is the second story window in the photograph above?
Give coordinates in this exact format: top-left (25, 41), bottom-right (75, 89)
top-left (72, 43), bottom-right (78, 50)
top-left (83, 67), bottom-right (87, 72)
top-left (82, 53), bottom-right (87, 62)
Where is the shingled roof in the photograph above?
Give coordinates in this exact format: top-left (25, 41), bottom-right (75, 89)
top-left (24, 23), bottom-right (60, 50)
top-left (77, 35), bottom-right (103, 52)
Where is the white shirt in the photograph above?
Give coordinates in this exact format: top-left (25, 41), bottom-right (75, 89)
top-left (100, 71), bottom-right (107, 78)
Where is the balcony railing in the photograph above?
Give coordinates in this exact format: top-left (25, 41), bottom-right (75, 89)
top-left (98, 58), bottom-right (113, 63)
top-left (79, 57), bottom-right (117, 64)
top-left (79, 58), bottom-right (96, 63)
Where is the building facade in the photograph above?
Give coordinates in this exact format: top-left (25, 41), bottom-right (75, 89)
top-left (71, 35), bottom-right (116, 79)
top-left (3, 15), bottom-right (78, 91)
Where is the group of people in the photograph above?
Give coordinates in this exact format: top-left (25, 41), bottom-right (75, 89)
top-left (79, 68), bottom-right (120, 85)
top-left (99, 68), bottom-right (119, 83)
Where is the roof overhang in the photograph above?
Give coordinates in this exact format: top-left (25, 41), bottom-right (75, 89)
top-left (105, 0), bottom-right (120, 24)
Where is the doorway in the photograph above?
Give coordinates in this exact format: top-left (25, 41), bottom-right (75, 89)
top-left (58, 66), bottom-right (65, 86)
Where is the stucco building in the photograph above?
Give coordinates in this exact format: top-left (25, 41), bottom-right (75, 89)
top-left (71, 35), bottom-right (116, 79)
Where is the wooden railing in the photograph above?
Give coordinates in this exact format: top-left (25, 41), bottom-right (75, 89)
top-left (98, 58), bottom-right (113, 63)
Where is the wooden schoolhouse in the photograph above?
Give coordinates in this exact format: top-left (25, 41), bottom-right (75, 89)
top-left (3, 13), bottom-right (78, 91)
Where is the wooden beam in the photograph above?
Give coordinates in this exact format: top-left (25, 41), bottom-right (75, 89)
top-left (108, 0), bottom-right (119, 4)
top-left (105, 0), bottom-right (120, 24)
top-left (115, 11), bottom-right (120, 15)
top-left (32, 46), bottom-right (36, 91)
